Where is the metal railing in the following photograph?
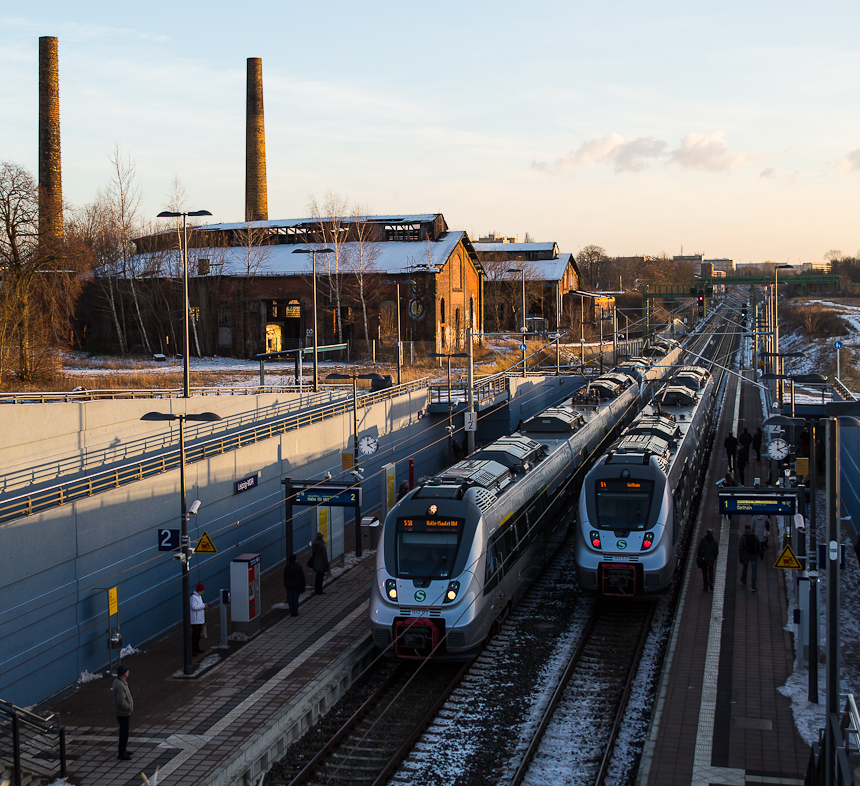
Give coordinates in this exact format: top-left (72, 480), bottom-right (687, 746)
top-left (805, 695), bottom-right (859, 786)
top-left (0, 699), bottom-right (66, 786)
top-left (0, 382), bottom-right (351, 405)
top-left (831, 376), bottom-right (855, 402)
top-left (0, 378), bottom-right (428, 525)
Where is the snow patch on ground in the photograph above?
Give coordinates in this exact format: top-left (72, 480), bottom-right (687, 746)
top-left (76, 670), bottom-right (103, 684)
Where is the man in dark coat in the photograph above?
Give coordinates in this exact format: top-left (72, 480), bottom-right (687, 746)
top-left (112, 664), bottom-right (133, 761)
top-left (283, 553), bottom-right (307, 617)
top-left (697, 529), bottom-right (719, 591)
top-left (737, 446), bottom-right (749, 486)
top-left (311, 532), bottom-right (330, 595)
top-left (739, 427), bottom-right (753, 454)
top-left (752, 427), bottom-right (763, 461)
top-left (739, 523), bottom-right (760, 591)
top-left (724, 432), bottom-right (738, 471)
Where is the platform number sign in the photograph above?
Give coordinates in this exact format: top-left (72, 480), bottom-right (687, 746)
top-left (158, 528), bottom-right (180, 551)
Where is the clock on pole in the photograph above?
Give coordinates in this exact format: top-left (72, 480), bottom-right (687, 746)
top-left (767, 438), bottom-right (789, 461)
top-left (358, 435), bottom-right (379, 456)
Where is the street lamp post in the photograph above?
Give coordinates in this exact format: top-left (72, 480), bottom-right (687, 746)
top-left (380, 279), bottom-right (416, 386)
top-left (428, 351), bottom-right (469, 460)
top-left (141, 410), bottom-right (222, 674)
top-left (773, 264), bottom-right (792, 402)
top-left (157, 210), bottom-right (213, 397)
top-left (507, 268), bottom-right (527, 372)
top-left (325, 372), bottom-right (385, 557)
top-left (292, 248), bottom-right (334, 393)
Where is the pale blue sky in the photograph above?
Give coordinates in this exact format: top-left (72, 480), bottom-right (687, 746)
top-left (3, 1), bottom-right (860, 263)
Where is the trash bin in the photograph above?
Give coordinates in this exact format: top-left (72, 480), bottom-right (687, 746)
top-left (361, 516), bottom-right (381, 550)
top-left (108, 631), bottom-right (123, 649)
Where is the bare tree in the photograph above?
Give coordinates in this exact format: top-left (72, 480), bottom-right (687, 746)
top-left (308, 192), bottom-right (349, 344)
top-left (346, 205), bottom-right (381, 344)
top-left (576, 245), bottom-right (608, 290)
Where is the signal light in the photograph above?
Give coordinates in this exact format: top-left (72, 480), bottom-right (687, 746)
top-left (444, 581), bottom-right (460, 603)
top-left (590, 530), bottom-right (601, 549)
top-left (642, 532), bottom-right (654, 550)
top-left (385, 578), bottom-right (398, 601)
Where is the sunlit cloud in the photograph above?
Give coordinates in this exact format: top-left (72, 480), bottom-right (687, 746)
top-left (534, 131), bottom-right (759, 175)
top-left (760, 167), bottom-right (775, 179)
top-left (837, 149), bottom-right (860, 174)
top-left (668, 131), bottom-right (753, 172)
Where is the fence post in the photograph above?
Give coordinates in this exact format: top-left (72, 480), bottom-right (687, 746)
top-left (59, 726), bottom-right (67, 777)
top-left (13, 713), bottom-right (22, 786)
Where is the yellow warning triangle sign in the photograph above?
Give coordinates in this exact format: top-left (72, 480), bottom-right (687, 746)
top-left (195, 531), bottom-right (218, 554)
top-left (773, 542), bottom-right (802, 570)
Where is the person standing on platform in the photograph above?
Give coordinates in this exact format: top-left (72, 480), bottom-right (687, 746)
top-left (112, 664), bottom-right (133, 761)
top-left (752, 427), bottom-right (763, 461)
top-left (737, 445), bottom-right (749, 486)
top-left (739, 427), bottom-right (753, 456)
top-left (397, 481), bottom-right (410, 501)
top-left (311, 532), bottom-right (330, 595)
top-left (739, 523), bottom-right (760, 591)
top-left (696, 529), bottom-right (719, 591)
top-left (724, 432), bottom-right (738, 471)
top-left (190, 583), bottom-right (210, 655)
top-left (283, 554), bottom-right (306, 616)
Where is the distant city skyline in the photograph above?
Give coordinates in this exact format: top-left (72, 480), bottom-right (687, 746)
top-left (3, 1), bottom-right (859, 264)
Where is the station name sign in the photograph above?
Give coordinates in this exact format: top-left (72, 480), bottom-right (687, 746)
top-left (718, 492), bottom-right (796, 516)
top-left (235, 471), bottom-right (261, 495)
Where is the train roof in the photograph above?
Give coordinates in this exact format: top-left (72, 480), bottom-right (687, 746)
top-left (476, 434), bottom-right (546, 469)
top-left (658, 384), bottom-right (699, 407)
top-left (673, 366), bottom-right (710, 389)
top-left (605, 432), bottom-right (671, 471)
top-left (521, 405), bottom-right (585, 435)
top-left (414, 459), bottom-right (514, 500)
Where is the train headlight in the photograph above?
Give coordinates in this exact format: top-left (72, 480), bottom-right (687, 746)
top-left (590, 531), bottom-right (601, 549)
top-left (385, 579), bottom-right (398, 601)
top-left (444, 581), bottom-right (460, 603)
top-left (642, 532), bottom-right (655, 550)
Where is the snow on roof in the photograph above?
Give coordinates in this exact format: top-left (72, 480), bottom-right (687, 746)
top-left (198, 214), bottom-right (442, 233)
top-left (528, 253), bottom-right (575, 282)
top-left (136, 233), bottom-right (467, 277)
top-left (472, 242), bottom-right (557, 253)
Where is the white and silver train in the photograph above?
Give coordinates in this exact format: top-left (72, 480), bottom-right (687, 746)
top-left (368, 346), bottom-right (682, 660)
top-left (575, 364), bottom-right (717, 597)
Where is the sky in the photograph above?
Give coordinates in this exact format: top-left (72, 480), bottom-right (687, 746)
top-left (3, 1), bottom-right (860, 265)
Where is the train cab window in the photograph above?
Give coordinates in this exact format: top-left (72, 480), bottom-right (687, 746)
top-left (595, 479), bottom-right (654, 531)
top-left (395, 517), bottom-right (463, 579)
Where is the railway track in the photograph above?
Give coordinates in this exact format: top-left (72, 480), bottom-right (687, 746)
top-left (512, 601), bottom-right (656, 786)
top-left (268, 662), bottom-right (467, 786)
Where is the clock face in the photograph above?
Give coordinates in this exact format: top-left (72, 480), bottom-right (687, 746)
top-left (767, 438), bottom-right (789, 460)
top-left (358, 435), bottom-right (379, 456)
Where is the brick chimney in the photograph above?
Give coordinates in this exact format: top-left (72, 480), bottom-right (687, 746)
top-left (245, 57), bottom-right (268, 222)
top-left (39, 36), bottom-right (63, 242)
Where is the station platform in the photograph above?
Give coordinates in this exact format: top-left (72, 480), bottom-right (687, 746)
top-left (639, 369), bottom-right (811, 786)
top-left (38, 555), bottom-right (377, 786)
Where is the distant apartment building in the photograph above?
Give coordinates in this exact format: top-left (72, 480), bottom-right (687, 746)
top-left (477, 232), bottom-right (519, 244)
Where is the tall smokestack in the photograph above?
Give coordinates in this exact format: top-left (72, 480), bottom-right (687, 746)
top-left (245, 57), bottom-right (268, 223)
top-left (39, 36), bottom-right (63, 243)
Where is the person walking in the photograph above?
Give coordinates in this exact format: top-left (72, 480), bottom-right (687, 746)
top-left (752, 427), bottom-right (763, 461)
top-left (696, 529), bottom-right (719, 591)
top-left (739, 523), bottom-right (760, 591)
top-left (283, 554), bottom-right (306, 617)
top-left (724, 432), bottom-right (738, 471)
top-left (737, 445), bottom-right (749, 486)
top-left (739, 427), bottom-right (753, 454)
top-left (311, 532), bottom-right (330, 595)
top-left (397, 481), bottom-right (410, 501)
top-left (112, 664), bottom-right (133, 761)
top-left (190, 583), bottom-right (210, 655)
top-left (752, 513), bottom-right (771, 557)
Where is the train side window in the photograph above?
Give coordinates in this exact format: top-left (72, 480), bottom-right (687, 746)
top-left (516, 512), bottom-right (530, 549)
top-left (484, 539), bottom-right (500, 593)
top-left (503, 523), bottom-right (517, 567)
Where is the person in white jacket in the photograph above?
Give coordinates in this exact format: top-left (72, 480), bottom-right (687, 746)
top-left (190, 583), bottom-right (210, 654)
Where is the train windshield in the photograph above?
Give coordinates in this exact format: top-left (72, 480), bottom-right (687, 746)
top-left (595, 479), bottom-right (654, 531)
top-left (395, 517), bottom-right (464, 579)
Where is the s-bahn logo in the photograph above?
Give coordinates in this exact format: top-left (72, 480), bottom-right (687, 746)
top-left (616, 540), bottom-right (628, 550)
top-left (414, 590), bottom-right (426, 602)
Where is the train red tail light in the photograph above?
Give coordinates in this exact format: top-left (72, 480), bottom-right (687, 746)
top-left (642, 532), bottom-right (654, 549)
top-left (590, 530), bottom-right (601, 549)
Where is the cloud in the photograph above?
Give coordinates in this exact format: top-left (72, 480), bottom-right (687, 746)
top-left (837, 149), bottom-right (860, 174)
top-left (534, 131), bottom-right (759, 175)
top-left (760, 167), bottom-right (775, 179)
top-left (668, 131), bottom-right (751, 172)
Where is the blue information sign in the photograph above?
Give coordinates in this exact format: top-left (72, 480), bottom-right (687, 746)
top-left (294, 487), bottom-right (362, 507)
top-left (519, 343), bottom-right (528, 352)
top-left (158, 528), bottom-right (180, 551)
top-left (834, 340), bottom-right (843, 349)
top-left (718, 493), bottom-right (796, 516)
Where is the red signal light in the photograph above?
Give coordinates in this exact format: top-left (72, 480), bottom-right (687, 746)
top-left (590, 530), bottom-right (601, 549)
top-left (642, 532), bottom-right (654, 549)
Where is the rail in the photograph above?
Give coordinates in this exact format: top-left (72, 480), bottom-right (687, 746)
top-left (0, 378), bottom-right (428, 526)
top-left (831, 376), bottom-right (856, 402)
top-left (0, 698), bottom-right (66, 785)
top-left (0, 382), bottom-right (353, 405)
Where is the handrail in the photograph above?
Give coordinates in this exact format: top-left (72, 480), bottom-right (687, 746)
top-left (0, 378), bottom-right (428, 525)
top-left (0, 698), bottom-right (66, 783)
top-left (0, 382), bottom-right (353, 405)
